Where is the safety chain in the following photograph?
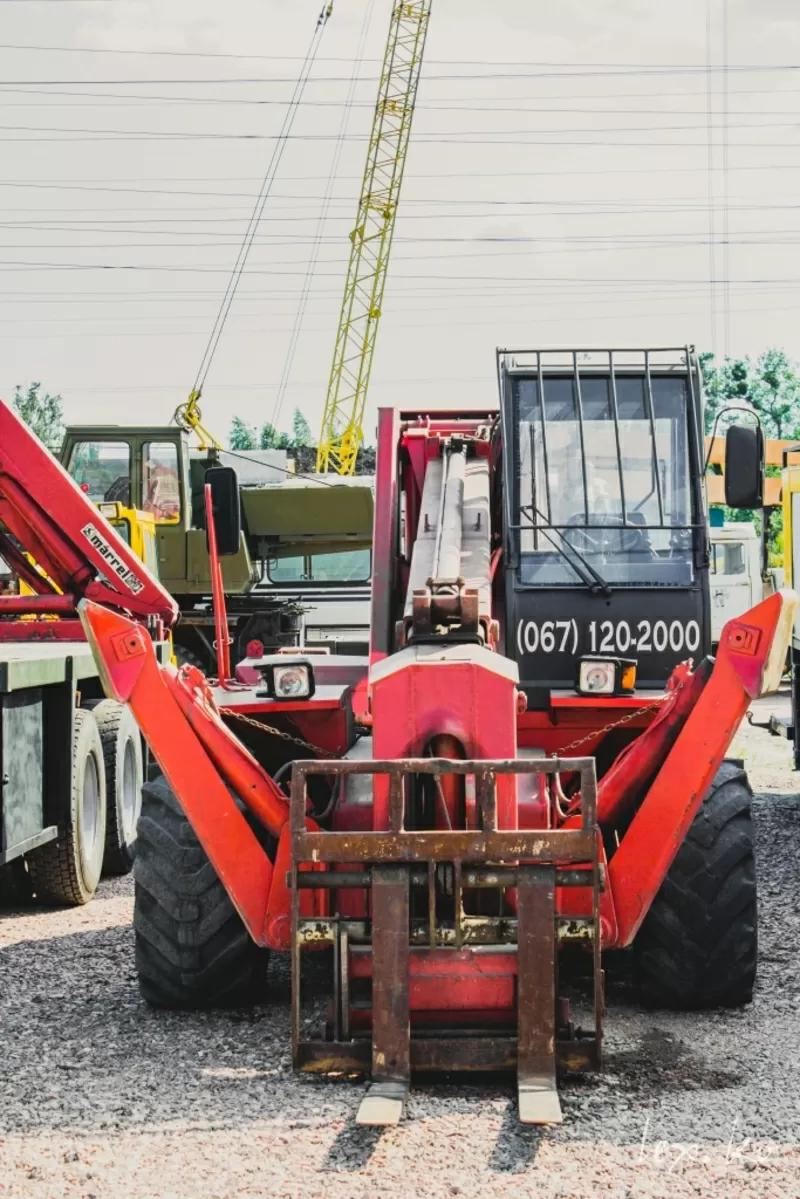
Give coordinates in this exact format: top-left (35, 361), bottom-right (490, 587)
top-left (225, 707), bottom-right (340, 758)
top-left (552, 701), bottom-right (662, 758)
top-left (228, 695), bottom-right (668, 762)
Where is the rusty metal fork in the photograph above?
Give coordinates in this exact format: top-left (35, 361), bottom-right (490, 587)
top-left (356, 865), bottom-right (410, 1126)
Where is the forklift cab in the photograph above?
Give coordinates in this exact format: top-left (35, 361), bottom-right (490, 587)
top-left (498, 346), bottom-right (763, 709)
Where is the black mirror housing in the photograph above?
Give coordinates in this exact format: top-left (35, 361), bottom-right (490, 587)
top-left (205, 466), bottom-right (241, 556)
top-left (724, 424), bottom-right (764, 509)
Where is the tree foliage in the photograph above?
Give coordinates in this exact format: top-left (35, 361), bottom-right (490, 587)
top-left (228, 416), bottom-right (258, 450)
top-left (292, 407), bottom-right (315, 447)
top-left (699, 349), bottom-right (800, 567)
top-left (12, 382), bottom-right (64, 451)
top-left (700, 348), bottom-right (800, 438)
top-left (230, 406), bottom-right (316, 451)
top-left (259, 422), bottom-right (291, 450)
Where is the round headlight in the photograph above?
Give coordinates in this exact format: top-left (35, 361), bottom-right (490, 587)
top-left (579, 661), bottom-right (616, 694)
top-left (274, 665), bottom-right (310, 698)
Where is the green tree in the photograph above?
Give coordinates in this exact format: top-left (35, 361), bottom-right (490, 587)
top-left (750, 348), bottom-right (800, 438)
top-left (292, 407), bottom-right (315, 447)
top-left (229, 416), bottom-right (258, 450)
top-left (699, 353), bottom-right (751, 433)
top-left (700, 348), bottom-right (800, 438)
top-left (260, 422), bottom-right (291, 450)
top-left (12, 381), bottom-right (64, 451)
top-left (700, 349), bottom-right (800, 565)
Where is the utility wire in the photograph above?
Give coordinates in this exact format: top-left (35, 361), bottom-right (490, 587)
top-left (222, 446), bottom-right (338, 486)
top-left (190, 2), bottom-right (334, 400)
top-left (722, 0), bottom-right (732, 357)
top-left (705, 0), bottom-right (717, 357)
top-left (270, 0), bottom-right (376, 434)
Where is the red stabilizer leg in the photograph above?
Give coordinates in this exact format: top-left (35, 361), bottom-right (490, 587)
top-left (79, 600), bottom-right (274, 946)
top-left (608, 592), bottom-right (795, 946)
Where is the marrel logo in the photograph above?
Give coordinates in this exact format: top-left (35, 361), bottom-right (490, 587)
top-left (81, 523), bottom-right (145, 595)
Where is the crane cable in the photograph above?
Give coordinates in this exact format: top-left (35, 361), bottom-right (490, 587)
top-left (270, 0), bottom-right (377, 435)
top-left (176, 2), bottom-right (335, 447)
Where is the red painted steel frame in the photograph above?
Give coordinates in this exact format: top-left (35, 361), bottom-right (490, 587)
top-left (0, 398), bottom-right (177, 627)
top-left (607, 590), bottom-right (791, 945)
top-left (79, 600), bottom-right (274, 942)
top-left (79, 600), bottom-right (330, 951)
top-left (204, 482), bottom-right (234, 683)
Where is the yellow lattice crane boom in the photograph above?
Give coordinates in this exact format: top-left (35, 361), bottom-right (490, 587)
top-left (316, 1), bottom-right (432, 475)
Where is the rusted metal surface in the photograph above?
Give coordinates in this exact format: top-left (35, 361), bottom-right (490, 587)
top-left (290, 754), bottom-right (601, 1096)
top-left (370, 866), bottom-right (411, 1087)
top-left (517, 865), bottom-right (562, 1124)
top-left (294, 867), bottom-right (601, 889)
top-left (296, 914), bottom-right (594, 947)
top-left (296, 829), bottom-right (595, 865)
top-left (295, 1037), bottom-right (596, 1075)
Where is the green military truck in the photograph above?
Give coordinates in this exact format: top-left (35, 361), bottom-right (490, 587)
top-left (59, 425), bottom-right (374, 671)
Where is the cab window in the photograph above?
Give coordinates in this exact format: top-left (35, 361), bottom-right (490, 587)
top-left (67, 441), bottom-right (131, 506)
top-left (711, 541), bottom-right (746, 575)
top-left (143, 442), bottom-right (181, 522)
top-left (268, 549), bottom-right (371, 583)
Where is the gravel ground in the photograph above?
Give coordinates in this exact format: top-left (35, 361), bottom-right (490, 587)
top-left (1, 718), bottom-right (799, 1199)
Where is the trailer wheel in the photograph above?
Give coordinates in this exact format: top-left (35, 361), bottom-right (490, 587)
top-left (27, 708), bottom-right (108, 906)
top-left (634, 760), bottom-right (757, 1009)
top-left (84, 699), bottom-right (143, 877)
top-left (134, 774), bottom-right (267, 1008)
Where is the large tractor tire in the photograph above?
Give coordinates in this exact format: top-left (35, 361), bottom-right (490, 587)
top-left (27, 708), bottom-right (107, 906)
top-left (84, 699), bottom-right (143, 877)
top-left (634, 760), bottom-right (757, 1009)
top-left (134, 774), bottom-right (267, 1008)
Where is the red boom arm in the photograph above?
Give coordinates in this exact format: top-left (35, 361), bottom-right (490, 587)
top-left (0, 399), bottom-right (178, 628)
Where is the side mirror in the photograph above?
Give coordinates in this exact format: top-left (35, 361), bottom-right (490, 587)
top-left (724, 424), bottom-right (764, 509)
top-left (205, 466), bottom-right (241, 556)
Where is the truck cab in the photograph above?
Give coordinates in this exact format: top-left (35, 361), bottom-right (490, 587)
top-left (59, 426), bottom-right (375, 668)
top-left (708, 521), bottom-right (763, 645)
top-left (59, 426), bottom-right (273, 599)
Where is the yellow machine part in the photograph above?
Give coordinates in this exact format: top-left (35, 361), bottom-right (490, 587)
top-left (20, 503), bottom-right (159, 598)
top-left (316, 1), bottom-right (433, 475)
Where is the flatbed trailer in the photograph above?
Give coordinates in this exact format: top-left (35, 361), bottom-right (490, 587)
top-left (0, 639), bottom-right (168, 904)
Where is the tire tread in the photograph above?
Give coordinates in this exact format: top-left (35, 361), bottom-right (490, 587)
top-left (635, 760), bottom-right (757, 1009)
top-left (134, 775), bottom-right (266, 1008)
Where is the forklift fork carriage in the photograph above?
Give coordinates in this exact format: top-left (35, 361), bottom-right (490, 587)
top-left (290, 756), bottom-right (603, 1126)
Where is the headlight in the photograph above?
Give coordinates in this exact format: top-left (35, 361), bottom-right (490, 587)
top-left (576, 656), bottom-right (636, 697)
top-left (257, 658), bottom-right (316, 700)
top-left (274, 664), bottom-right (311, 698)
top-left (579, 660), bottom-right (616, 694)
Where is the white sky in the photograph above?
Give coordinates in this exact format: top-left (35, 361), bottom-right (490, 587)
top-left (1, 0), bottom-right (799, 443)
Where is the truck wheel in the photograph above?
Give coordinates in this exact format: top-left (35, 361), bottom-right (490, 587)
top-left (84, 699), bottom-right (143, 877)
top-left (634, 760), bottom-right (757, 1009)
top-left (27, 709), bottom-right (108, 906)
top-left (134, 774), bottom-right (267, 1008)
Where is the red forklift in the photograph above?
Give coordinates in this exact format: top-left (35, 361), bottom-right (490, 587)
top-left (0, 346), bottom-right (791, 1125)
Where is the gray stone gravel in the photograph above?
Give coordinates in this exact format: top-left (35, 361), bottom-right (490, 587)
top-left (1, 718), bottom-right (799, 1198)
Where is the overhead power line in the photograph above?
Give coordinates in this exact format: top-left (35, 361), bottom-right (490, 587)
top-left (271, 0), bottom-right (377, 432)
top-left (190, 1), bottom-right (335, 399)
